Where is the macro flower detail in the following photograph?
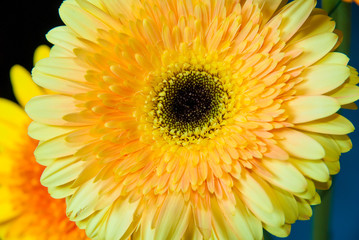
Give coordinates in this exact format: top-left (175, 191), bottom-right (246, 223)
top-left (0, 46), bottom-right (88, 240)
top-left (26, 0), bottom-right (359, 239)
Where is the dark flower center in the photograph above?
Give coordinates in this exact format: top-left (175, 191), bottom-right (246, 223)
top-left (152, 69), bottom-right (228, 141)
top-left (167, 71), bottom-right (219, 125)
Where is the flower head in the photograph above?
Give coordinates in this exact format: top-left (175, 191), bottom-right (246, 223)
top-left (26, 0), bottom-right (359, 239)
top-left (0, 46), bottom-right (88, 240)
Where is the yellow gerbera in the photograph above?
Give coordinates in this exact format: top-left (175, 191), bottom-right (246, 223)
top-left (26, 0), bottom-right (359, 239)
top-left (0, 46), bottom-right (88, 240)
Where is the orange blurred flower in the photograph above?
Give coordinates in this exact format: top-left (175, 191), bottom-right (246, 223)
top-left (0, 46), bottom-right (89, 240)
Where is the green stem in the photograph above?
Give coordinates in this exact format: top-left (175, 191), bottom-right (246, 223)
top-left (328, 0), bottom-right (342, 16)
top-left (312, 1), bottom-right (352, 240)
top-left (322, 0), bottom-right (342, 14)
top-left (312, 182), bottom-right (335, 240)
top-left (263, 230), bottom-right (272, 240)
top-left (322, 0), bottom-right (352, 55)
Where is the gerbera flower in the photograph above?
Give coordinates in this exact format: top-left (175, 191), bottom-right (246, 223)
top-left (0, 45), bottom-right (88, 240)
top-left (26, 0), bottom-right (359, 239)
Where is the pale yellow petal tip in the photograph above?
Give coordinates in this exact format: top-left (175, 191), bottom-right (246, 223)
top-left (264, 224), bottom-right (291, 238)
top-left (348, 66), bottom-right (359, 85)
top-left (10, 65), bottom-right (45, 107)
top-left (33, 45), bottom-right (51, 65)
top-left (309, 193), bottom-right (321, 205)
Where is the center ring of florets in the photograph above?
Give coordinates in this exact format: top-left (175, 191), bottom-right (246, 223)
top-left (147, 66), bottom-right (232, 145)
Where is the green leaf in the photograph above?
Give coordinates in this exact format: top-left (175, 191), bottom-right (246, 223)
top-left (322, 0), bottom-right (352, 55)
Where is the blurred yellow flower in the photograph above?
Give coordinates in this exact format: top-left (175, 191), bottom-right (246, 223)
top-left (26, 0), bottom-right (359, 239)
top-left (343, 0), bottom-right (359, 5)
top-left (0, 46), bottom-right (88, 240)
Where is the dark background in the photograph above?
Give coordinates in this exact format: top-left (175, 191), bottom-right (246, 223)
top-left (0, 1), bottom-right (63, 100)
top-left (0, 1), bottom-right (358, 239)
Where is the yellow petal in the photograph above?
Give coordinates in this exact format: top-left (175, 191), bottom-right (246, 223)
top-left (276, 0), bottom-right (315, 42)
top-left (308, 192), bottom-right (321, 205)
top-left (236, 170), bottom-right (274, 213)
top-left (271, 187), bottom-right (298, 224)
top-left (48, 181), bottom-right (76, 199)
top-left (25, 95), bottom-right (82, 126)
top-left (182, 217), bottom-right (203, 240)
top-left (264, 224), bottom-right (291, 238)
top-left (275, 129), bottom-right (325, 160)
top-left (41, 156), bottom-right (83, 187)
top-left (317, 52), bottom-right (349, 65)
top-left (253, 0), bottom-right (284, 23)
top-left (32, 56), bottom-right (91, 94)
top-left (241, 195), bottom-right (285, 229)
top-left (290, 158), bottom-right (330, 182)
top-left (329, 83), bottom-right (359, 105)
top-left (140, 207), bottom-right (156, 240)
top-left (71, 160), bottom-right (104, 189)
top-left (48, 45), bottom-right (74, 58)
top-left (67, 179), bottom-right (103, 221)
top-left (295, 64), bottom-right (350, 95)
top-left (34, 134), bottom-right (82, 160)
top-left (33, 45), bottom-right (50, 65)
top-left (325, 160), bottom-right (340, 175)
top-left (291, 14), bottom-right (335, 43)
top-left (32, 70), bottom-right (90, 95)
top-left (100, 0), bottom-right (139, 21)
top-left (307, 133), bottom-right (341, 162)
top-left (294, 113), bottom-right (354, 135)
top-left (83, 206), bottom-right (111, 239)
top-left (59, 1), bottom-right (109, 41)
top-left (284, 96), bottom-right (340, 124)
top-left (259, 158), bottom-right (307, 193)
top-left (218, 196), bottom-right (263, 240)
top-left (331, 134), bottom-right (352, 153)
top-left (154, 194), bottom-right (190, 240)
top-left (211, 196), bottom-right (261, 240)
top-left (348, 66), bottom-right (359, 84)
top-left (34, 57), bottom-right (88, 83)
top-left (9, 65), bottom-right (44, 108)
top-left (237, 202), bottom-right (263, 240)
top-left (46, 26), bottom-right (85, 52)
top-left (75, 0), bottom-right (122, 29)
top-left (28, 121), bottom-right (78, 141)
top-left (237, 173), bottom-right (285, 227)
top-left (294, 178), bottom-right (316, 200)
top-left (105, 197), bottom-right (141, 240)
top-left (296, 198), bottom-right (312, 220)
top-left (193, 199), bottom-right (212, 239)
top-left (314, 178), bottom-right (332, 190)
top-left (286, 33), bottom-right (338, 69)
